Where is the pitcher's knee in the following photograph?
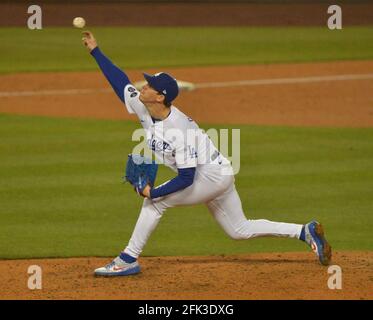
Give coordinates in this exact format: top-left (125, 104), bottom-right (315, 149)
top-left (143, 198), bottom-right (165, 216)
top-left (227, 230), bottom-right (248, 240)
top-left (224, 221), bottom-right (256, 240)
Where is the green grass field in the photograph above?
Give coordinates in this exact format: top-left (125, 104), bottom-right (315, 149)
top-left (1, 26), bottom-right (373, 73)
top-left (1, 114), bottom-right (372, 259)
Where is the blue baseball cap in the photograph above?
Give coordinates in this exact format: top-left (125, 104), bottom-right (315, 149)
top-left (143, 72), bottom-right (179, 104)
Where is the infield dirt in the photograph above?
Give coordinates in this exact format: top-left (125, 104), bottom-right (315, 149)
top-left (1, 251), bottom-right (372, 300)
top-left (1, 60), bottom-right (373, 127)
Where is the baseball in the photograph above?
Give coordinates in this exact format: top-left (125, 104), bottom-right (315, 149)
top-left (73, 17), bottom-right (86, 29)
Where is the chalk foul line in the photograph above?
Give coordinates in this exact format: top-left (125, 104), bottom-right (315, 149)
top-left (194, 73), bottom-right (373, 88)
top-left (1, 73), bottom-right (373, 98)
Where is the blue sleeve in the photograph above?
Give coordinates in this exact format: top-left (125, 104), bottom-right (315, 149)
top-left (90, 47), bottom-right (130, 103)
top-left (150, 167), bottom-right (196, 199)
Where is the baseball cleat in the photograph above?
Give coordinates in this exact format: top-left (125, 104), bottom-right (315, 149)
top-left (94, 256), bottom-right (140, 277)
top-left (304, 221), bottom-right (332, 266)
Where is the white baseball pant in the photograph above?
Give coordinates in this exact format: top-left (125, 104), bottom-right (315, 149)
top-left (124, 164), bottom-right (303, 258)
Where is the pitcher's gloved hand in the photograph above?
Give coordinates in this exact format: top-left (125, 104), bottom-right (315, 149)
top-left (124, 154), bottom-right (158, 198)
top-left (137, 184), bottom-right (151, 198)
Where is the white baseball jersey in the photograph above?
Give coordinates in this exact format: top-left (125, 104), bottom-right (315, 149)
top-left (124, 84), bottom-right (230, 172)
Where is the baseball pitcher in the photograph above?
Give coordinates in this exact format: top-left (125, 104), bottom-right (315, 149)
top-left (81, 31), bottom-right (332, 277)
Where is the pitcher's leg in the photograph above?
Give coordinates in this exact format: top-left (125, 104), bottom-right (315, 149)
top-left (123, 198), bottom-right (163, 258)
top-left (123, 169), bottom-right (232, 259)
top-left (151, 167), bottom-right (233, 210)
top-left (207, 184), bottom-right (303, 240)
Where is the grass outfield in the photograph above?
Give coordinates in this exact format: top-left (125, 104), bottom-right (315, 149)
top-left (1, 26), bottom-right (373, 73)
top-left (0, 114), bottom-right (372, 259)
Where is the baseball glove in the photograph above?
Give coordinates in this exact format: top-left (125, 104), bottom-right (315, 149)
top-left (123, 154), bottom-right (158, 195)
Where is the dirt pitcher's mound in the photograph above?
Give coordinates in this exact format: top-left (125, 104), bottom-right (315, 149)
top-left (1, 251), bottom-right (372, 300)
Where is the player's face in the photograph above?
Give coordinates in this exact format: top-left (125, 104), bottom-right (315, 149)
top-left (140, 83), bottom-right (164, 104)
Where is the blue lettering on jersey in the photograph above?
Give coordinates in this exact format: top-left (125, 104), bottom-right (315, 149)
top-left (147, 135), bottom-right (173, 153)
